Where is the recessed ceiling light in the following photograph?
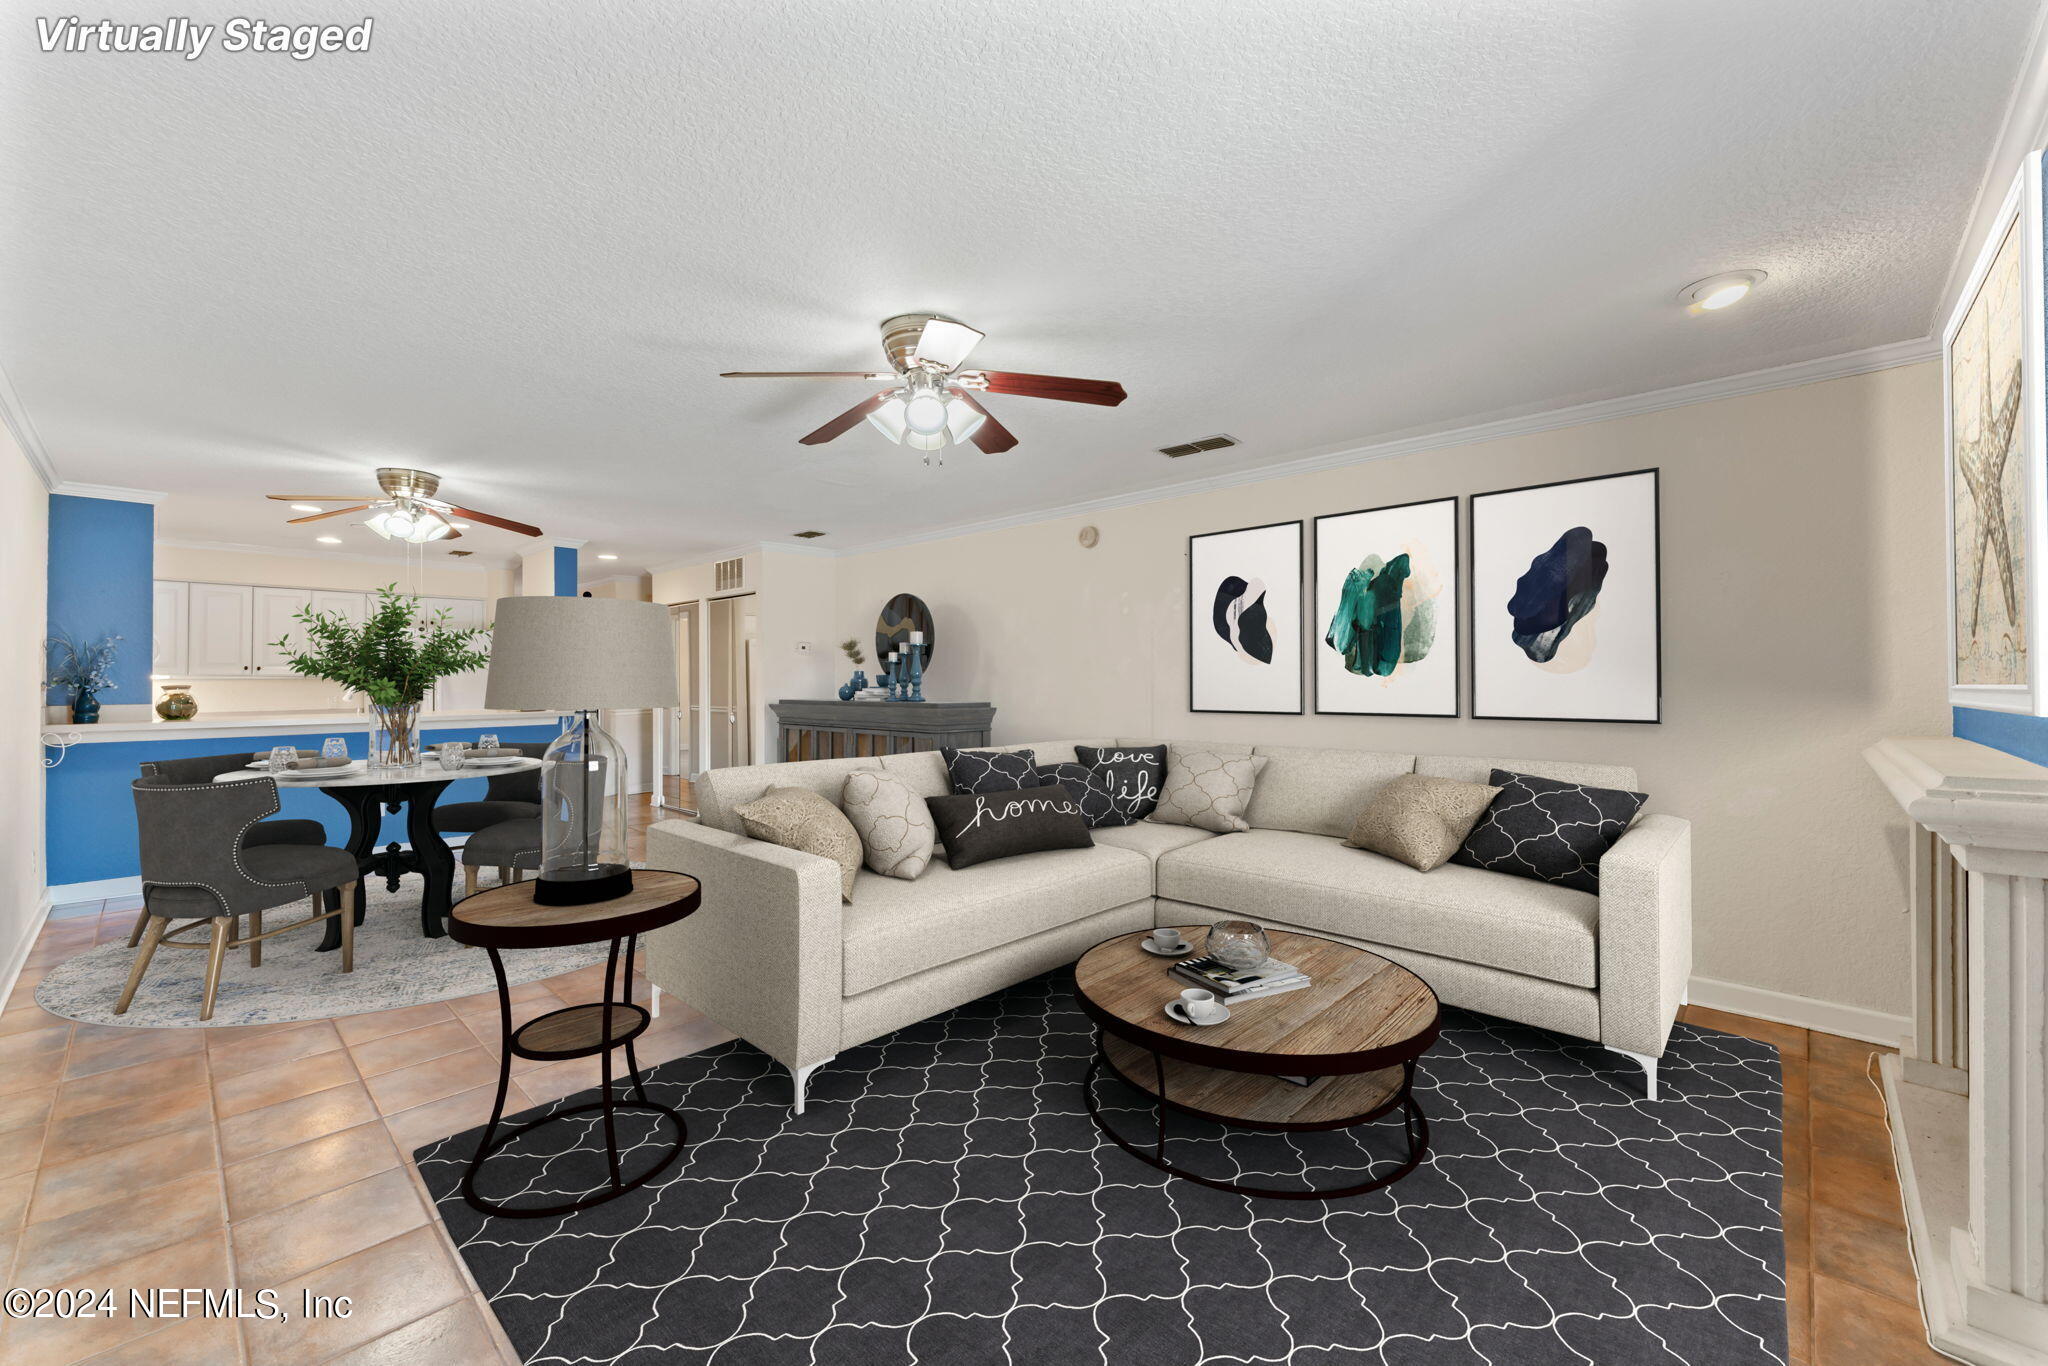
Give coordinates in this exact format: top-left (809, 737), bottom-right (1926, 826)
top-left (1678, 270), bottom-right (1765, 315)
top-left (597, 553), bottom-right (619, 560)
top-left (290, 503), bottom-right (324, 513)
top-left (316, 535), bottom-right (341, 544)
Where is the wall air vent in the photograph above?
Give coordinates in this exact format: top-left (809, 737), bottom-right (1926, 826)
top-left (791, 530), bottom-right (828, 539)
top-left (714, 556), bottom-right (746, 592)
top-left (1158, 434), bottom-right (1239, 458)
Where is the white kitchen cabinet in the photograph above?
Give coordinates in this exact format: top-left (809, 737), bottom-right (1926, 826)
top-left (151, 581), bottom-right (189, 678)
top-left (422, 596), bottom-right (489, 710)
top-left (251, 587), bottom-right (310, 672)
top-left (187, 583), bottom-right (255, 676)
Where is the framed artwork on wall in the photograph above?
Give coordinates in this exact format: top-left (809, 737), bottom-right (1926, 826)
top-left (1314, 496), bottom-right (1459, 717)
top-left (1946, 152), bottom-right (2048, 714)
top-left (1470, 468), bottom-right (1660, 723)
top-left (1189, 519), bottom-right (1302, 714)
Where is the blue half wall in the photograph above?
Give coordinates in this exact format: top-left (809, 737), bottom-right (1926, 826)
top-left (1953, 706), bottom-right (2048, 765)
top-left (46, 494), bottom-right (154, 707)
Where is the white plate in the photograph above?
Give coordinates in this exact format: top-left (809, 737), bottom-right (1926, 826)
top-left (1140, 939), bottom-right (1194, 957)
top-left (459, 755), bottom-right (528, 766)
top-left (244, 760), bottom-right (361, 773)
top-left (1164, 1000), bottom-right (1230, 1027)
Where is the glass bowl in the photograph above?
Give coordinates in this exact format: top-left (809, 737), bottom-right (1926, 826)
top-left (1206, 919), bottom-right (1271, 972)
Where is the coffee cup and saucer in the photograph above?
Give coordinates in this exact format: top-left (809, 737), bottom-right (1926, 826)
top-left (1165, 988), bottom-right (1229, 1027)
top-left (1140, 927), bottom-right (1193, 958)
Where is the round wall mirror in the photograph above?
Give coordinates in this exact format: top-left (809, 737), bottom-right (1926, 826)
top-left (875, 594), bottom-right (934, 670)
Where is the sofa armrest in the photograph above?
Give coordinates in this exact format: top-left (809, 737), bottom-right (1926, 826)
top-left (1596, 813), bottom-right (1693, 1057)
top-left (640, 820), bottom-right (845, 1072)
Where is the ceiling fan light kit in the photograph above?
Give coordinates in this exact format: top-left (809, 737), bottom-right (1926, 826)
top-left (723, 312), bottom-right (1126, 459)
top-left (266, 466), bottom-right (543, 542)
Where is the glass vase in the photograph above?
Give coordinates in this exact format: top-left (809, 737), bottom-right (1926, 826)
top-left (369, 701), bottom-right (421, 768)
top-left (536, 710), bottom-right (631, 905)
top-left (71, 689), bottom-right (99, 725)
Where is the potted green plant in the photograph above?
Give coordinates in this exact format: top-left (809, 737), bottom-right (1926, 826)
top-left (43, 632), bottom-right (120, 724)
top-left (275, 587), bottom-right (490, 766)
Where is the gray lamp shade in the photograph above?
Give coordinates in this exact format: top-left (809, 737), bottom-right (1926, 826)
top-left (484, 597), bottom-right (679, 712)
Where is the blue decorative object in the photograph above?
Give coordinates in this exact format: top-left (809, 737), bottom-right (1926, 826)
top-left (71, 689), bottom-right (100, 725)
top-left (907, 647), bottom-right (924, 702)
top-left (44, 631), bottom-right (121, 726)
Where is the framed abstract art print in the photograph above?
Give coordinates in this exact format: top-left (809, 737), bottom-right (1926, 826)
top-left (1314, 496), bottom-right (1459, 716)
top-left (1470, 469), bottom-right (1661, 723)
top-left (1189, 519), bottom-right (1302, 714)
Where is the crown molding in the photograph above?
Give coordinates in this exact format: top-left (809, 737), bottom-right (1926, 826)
top-left (0, 361), bottom-right (58, 490)
top-left (1935, 2), bottom-right (2048, 330)
top-left (50, 481), bottom-right (166, 505)
top-left (532, 537), bottom-right (588, 551)
top-left (833, 335), bottom-right (1938, 556)
top-left (155, 535), bottom-right (507, 571)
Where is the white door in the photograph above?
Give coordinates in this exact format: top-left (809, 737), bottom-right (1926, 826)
top-left (152, 581), bottom-right (189, 678)
top-left (421, 597), bottom-right (488, 710)
top-left (187, 583), bottom-right (255, 676)
top-left (251, 587), bottom-right (312, 672)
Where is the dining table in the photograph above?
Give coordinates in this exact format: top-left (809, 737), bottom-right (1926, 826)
top-left (215, 755), bottom-right (544, 950)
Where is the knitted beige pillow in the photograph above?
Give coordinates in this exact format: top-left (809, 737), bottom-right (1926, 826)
top-left (840, 770), bottom-right (936, 880)
top-left (735, 786), bottom-right (862, 901)
top-left (1148, 751), bottom-right (1269, 833)
top-left (1345, 773), bottom-right (1502, 873)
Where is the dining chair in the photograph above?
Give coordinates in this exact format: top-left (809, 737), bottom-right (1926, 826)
top-left (432, 741), bottom-right (549, 838)
top-left (121, 773), bottom-right (362, 1021)
top-left (460, 817), bottom-right (541, 897)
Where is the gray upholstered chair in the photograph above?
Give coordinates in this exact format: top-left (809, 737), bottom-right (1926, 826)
top-left (127, 752), bottom-right (334, 947)
top-left (122, 773), bottom-right (362, 1021)
top-left (461, 817), bottom-right (541, 897)
top-left (433, 741), bottom-right (549, 838)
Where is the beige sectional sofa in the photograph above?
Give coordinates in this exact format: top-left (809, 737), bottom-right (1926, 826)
top-left (643, 738), bottom-right (1691, 1109)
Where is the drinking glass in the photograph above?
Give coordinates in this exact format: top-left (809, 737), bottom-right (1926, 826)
top-left (267, 745), bottom-right (296, 773)
top-left (321, 737), bottom-right (348, 763)
top-left (437, 746), bottom-right (468, 773)
top-left (1206, 919), bottom-right (1271, 972)
top-left (478, 732), bottom-right (499, 753)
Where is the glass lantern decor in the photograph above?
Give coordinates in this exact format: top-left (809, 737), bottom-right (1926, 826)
top-left (537, 711), bottom-right (631, 905)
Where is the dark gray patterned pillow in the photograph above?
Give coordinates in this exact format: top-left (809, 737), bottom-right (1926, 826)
top-left (1074, 744), bottom-right (1166, 825)
top-left (1034, 763), bottom-right (1116, 828)
top-left (926, 784), bottom-right (1094, 869)
top-left (1451, 769), bottom-right (1647, 894)
top-left (942, 747), bottom-right (1038, 795)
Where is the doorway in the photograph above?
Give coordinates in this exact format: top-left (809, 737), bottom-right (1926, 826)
top-left (659, 601), bottom-right (699, 816)
top-left (706, 593), bottom-right (758, 770)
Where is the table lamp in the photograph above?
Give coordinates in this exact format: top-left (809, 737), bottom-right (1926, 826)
top-left (484, 597), bottom-right (679, 905)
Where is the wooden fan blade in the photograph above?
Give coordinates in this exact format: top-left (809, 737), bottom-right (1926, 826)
top-left (285, 504), bottom-right (370, 524)
top-left (800, 393), bottom-right (892, 445)
top-left (721, 371), bottom-right (897, 380)
top-left (445, 505), bottom-right (543, 537)
top-left (267, 494), bottom-right (367, 501)
top-left (950, 391), bottom-right (1018, 453)
top-left (968, 371), bottom-right (1127, 407)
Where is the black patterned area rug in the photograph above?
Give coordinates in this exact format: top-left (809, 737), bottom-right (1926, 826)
top-left (415, 972), bottom-right (1786, 1366)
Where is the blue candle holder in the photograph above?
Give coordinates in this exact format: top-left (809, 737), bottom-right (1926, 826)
top-left (907, 646), bottom-right (924, 701)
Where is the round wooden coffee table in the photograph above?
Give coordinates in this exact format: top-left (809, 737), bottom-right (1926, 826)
top-left (448, 870), bottom-right (701, 1218)
top-left (1073, 925), bottom-right (1440, 1200)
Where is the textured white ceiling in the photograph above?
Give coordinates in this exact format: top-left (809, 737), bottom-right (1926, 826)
top-left (2, 0), bottom-right (2037, 571)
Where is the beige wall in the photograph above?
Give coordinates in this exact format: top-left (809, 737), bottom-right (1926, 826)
top-left (153, 544), bottom-right (503, 711)
top-left (4, 430), bottom-right (49, 994)
top-left (828, 363), bottom-right (1948, 1017)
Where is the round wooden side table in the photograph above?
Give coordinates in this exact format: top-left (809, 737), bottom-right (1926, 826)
top-left (448, 869), bottom-right (701, 1218)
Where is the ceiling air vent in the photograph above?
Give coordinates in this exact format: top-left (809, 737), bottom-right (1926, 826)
top-left (714, 556), bottom-right (746, 592)
top-left (1158, 434), bottom-right (1239, 458)
top-left (791, 530), bottom-right (828, 539)
top-left (446, 549), bottom-right (473, 557)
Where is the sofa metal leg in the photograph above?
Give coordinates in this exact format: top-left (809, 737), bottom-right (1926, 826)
top-left (791, 1057), bottom-right (834, 1116)
top-left (1609, 1048), bottom-right (1658, 1101)
top-left (649, 983), bottom-right (660, 1019)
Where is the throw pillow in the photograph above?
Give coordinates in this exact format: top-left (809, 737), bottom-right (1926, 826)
top-left (734, 786), bottom-right (863, 901)
top-left (1034, 762), bottom-right (1117, 828)
top-left (1451, 769), bottom-right (1649, 894)
top-left (1074, 744), bottom-right (1167, 825)
top-left (942, 747), bottom-right (1038, 795)
top-left (840, 770), bottom-right (937, 880)
top-left (1345, 773), bottom-right (1503, 873)
top-left (1148, 750), bottom-right (1269, 833)
top-left (925, 783), bottom-right (1094, 870)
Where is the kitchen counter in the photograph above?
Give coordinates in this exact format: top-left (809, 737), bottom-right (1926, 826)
top-left (44, 708), bottom-right (563, 745)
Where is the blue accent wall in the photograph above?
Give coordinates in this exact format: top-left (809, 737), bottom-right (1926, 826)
top-left (1953, 706), bottom-right (2048, 765)
top-left (45, 495), bottom-right (154, 707)
top-left (46, 722), bottom-right (559, 886)
top-left (553, 545), bottom-right (578, 596)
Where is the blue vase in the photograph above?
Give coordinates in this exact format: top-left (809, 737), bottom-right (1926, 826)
top-left (838, 669), bottom-right (868, 701)
top-left (72, 689), bottom-right (99, 724)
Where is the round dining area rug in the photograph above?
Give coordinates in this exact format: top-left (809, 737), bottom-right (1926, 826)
top-left (415, 970), bottom-right (1788, 1366)
top-left (34, 879), bottom-right (606, 1029)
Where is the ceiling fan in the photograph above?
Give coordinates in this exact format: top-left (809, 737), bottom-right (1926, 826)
top-left (265, 467), bottom-right (543, 544)
top-left (721, 313), bottom-right (1127, 458)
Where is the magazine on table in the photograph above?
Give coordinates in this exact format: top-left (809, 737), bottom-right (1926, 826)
top-left (1171, 955), bottom-right (1309, 1001)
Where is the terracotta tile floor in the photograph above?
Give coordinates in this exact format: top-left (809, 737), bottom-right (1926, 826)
top-left (0, 792), bottom-right (1937, 1363)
